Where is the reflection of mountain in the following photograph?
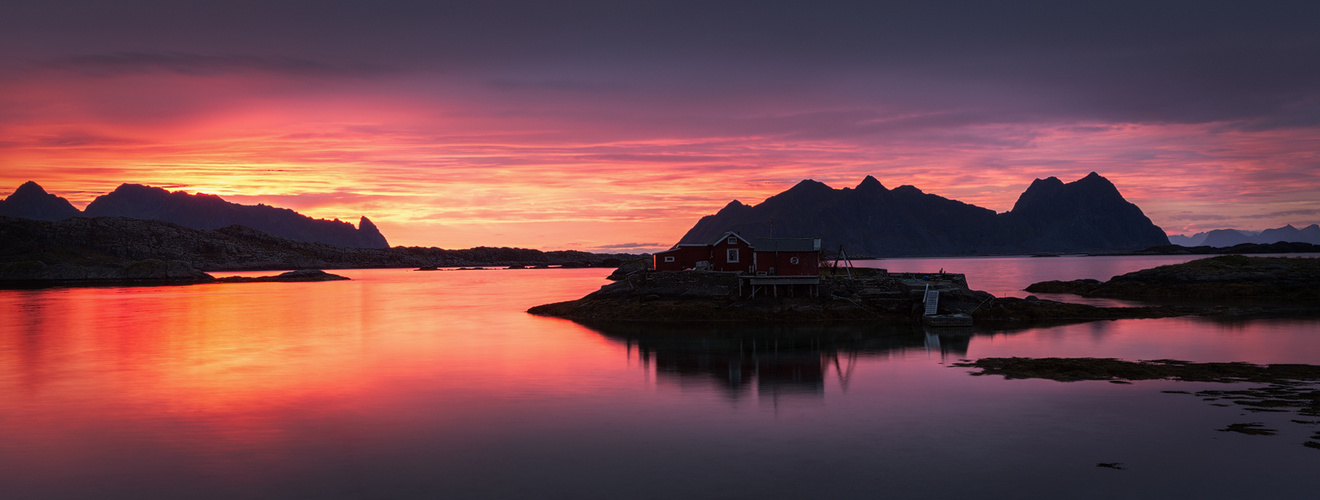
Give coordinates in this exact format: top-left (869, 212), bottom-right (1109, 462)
top-left (585, 323), bottom-right (978, 400)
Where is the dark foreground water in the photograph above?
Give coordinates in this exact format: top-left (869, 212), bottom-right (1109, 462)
top-left (2, 256), bottom-right (1318, 499)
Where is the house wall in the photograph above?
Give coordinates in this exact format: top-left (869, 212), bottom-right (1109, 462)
top-left (754, 251), bottom-right (819, 275)
top-left (654, 245), bottom-right (714, 271)
top-left (653, 249), bottom-right (685, 271)
top-left (710, 236), bottom-right (753, 272)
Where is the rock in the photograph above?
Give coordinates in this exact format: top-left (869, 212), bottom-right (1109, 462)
top-left (0, 216), bottom-right (646, 277)
top-left (214, 269), bottom-right (350, 283)
top-left (0, 258), bottom-right (214, 285)
top-left (606, 258), bottom-right (652, 280)
top-left (1024, 278), bottom-right (1102, 295)
top-left (1026, 256), bottom-right (1320, 301)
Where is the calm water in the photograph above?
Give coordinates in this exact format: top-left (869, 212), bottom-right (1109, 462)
top-left (2, 256), bottom-right (1318, 499)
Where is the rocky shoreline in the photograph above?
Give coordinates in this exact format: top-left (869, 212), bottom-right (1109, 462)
top-left (1026, 255), bottom-right (1320, 302)
top-left (0, 259), bottom-right (351, 288)
top-left (0, 216), bottom-right (640, 286)
top-left (527, 269), bottom-right (1189, 326)
top-left (955, 356), bottom-right (1320, 450)
top-left (533, 255), bottom-right (1320, 325)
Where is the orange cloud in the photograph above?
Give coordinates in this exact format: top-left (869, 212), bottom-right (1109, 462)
top-left (3, 66), bottom-right (1319, 249)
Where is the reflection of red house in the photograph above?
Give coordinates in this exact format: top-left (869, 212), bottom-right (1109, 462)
top-left (653, 232), bottom-right (820, 276)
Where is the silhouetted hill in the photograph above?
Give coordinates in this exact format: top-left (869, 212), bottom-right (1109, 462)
top-left (2, 181), bottom-right (391, 248)
top-left (38, 182), bottom-right (388, 248)
top-left (679, 172), bottom-right (1168, 257)
top-left (0, 182), bottom-right (82, 221)
top-left (1168, 224), bottom-right (1320, 246)
top-left (999, 172), bottom-right (1168, 253)
top-left (1202, 225), bottom-right (1320, 247)
top-left (1126, 241), bottom-right (1320, 255)
top-left (0, 216), bottom-right (641, 276)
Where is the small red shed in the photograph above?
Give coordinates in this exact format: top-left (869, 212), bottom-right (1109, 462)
top-left (753, 238), bottom-right (821, 276)
top-left (653, 243), bottom-right (710, 271)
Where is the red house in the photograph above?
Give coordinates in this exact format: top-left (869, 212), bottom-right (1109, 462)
top-left (653, 233), bottom-right (820, 276)
top-left (652, 243), bottom-right (709, 271)
top-left (653, 231), bottom-right (755, 272)
top-left (753, 238), bottom-right (821, 276)
top-left (709, 232), bottom-right (754, 272)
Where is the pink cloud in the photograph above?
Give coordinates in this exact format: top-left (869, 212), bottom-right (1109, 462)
top-left (2, 63), bottom-right (1319, 248)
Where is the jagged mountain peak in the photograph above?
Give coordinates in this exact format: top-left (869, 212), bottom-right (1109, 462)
top-left (13, 180), bottom-right (49, 195)
top-left (892, 185), bottom-right (924, 195)
top-left (0, 181), bottom-right (82, 221)
top-left (82, 183), bottom-right (389, 248)
top-left (1074, 171), bottom-right (1118, 190)
top-left (1012, 172), bottom-right (1125, 214)
top-left (716, 199), bottom-right (750, 214)
top-left (856, 175), bottom-right (886, 192)
top-left (1027, 176), bottom-right (1066, 189)
top-left (677, 172), bottom-right (1167, 256)
top-left (786, 178), bottom-right (833, 193)
top-left (106, 183), bottom-right (165, 195)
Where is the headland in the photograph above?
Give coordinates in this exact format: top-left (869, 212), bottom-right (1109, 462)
top-left (532, 255), bottom-right (1320, 326)
top-left (528, 267), bottom-right (1185, 326)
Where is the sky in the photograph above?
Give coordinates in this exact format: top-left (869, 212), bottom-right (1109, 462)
top-left (2, 1), bottom-right (1318, 251)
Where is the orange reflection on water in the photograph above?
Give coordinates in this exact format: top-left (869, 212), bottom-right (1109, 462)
top-left (0, 269), bottom-right (628, 477)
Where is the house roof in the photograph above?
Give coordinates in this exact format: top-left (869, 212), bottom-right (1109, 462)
top-left (662, 242), bottom-right (710, 251)
top-left (752, 237), bottom-right (821, 252)
top-left (709, 231), bottom-right (752, 246)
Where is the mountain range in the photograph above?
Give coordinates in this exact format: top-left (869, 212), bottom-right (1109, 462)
top-left (1168, 225), bottom-right (1320, 247)
top-left (0, 181), bottom-right (389, 249)
top-left (679, 172), bottom-right (1170, 257)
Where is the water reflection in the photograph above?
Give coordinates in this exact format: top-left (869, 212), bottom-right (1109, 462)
top-left (585, 322), bottom-right (982, 400)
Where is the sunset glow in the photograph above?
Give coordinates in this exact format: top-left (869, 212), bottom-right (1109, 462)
top-left (3, 2), bottom-right (1318, 250)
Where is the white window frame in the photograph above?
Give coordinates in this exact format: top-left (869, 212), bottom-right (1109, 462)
top-left (727, 236), bottom-right (737, 245)
top-left (727, 248), bottom-right (739, 263)
top-left (663, 256), bottom-right (675, 263)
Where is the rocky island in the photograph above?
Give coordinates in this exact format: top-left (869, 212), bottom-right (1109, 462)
top-left (0, 181), bottom-right (643, 288)
top-left (0, 215), bottom-right (640, 287)
top-left (533, 255), bottom-right (1320, 326)
top-left (528, 267), bottom-right (1184, 326)
top-left (1027, 255), bottom-right (1320, 303)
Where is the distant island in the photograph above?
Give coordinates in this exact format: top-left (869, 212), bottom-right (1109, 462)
top-left (0, 216), bottom-right (641, 287)
top-left (1169, 224), bottom-right (1320, 247)
top-left (0, 180), bottom-right (646, 287)
top-left (1116, 241), bottom-right (1320, 256)
top-left (1026, 255), bottom-right (1320, 304)
top-left (531, 255), bottom-right (1320, 326)
top-left (0, 181), bottom-right (389, 248)
top-left (678, 172), bottom-right (1170, 257)
top-left (529, 267), bottom-right (1185, 326)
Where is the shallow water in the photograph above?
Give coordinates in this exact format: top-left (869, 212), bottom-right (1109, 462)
top-left (2, 257), bottom-right (1318, 499)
